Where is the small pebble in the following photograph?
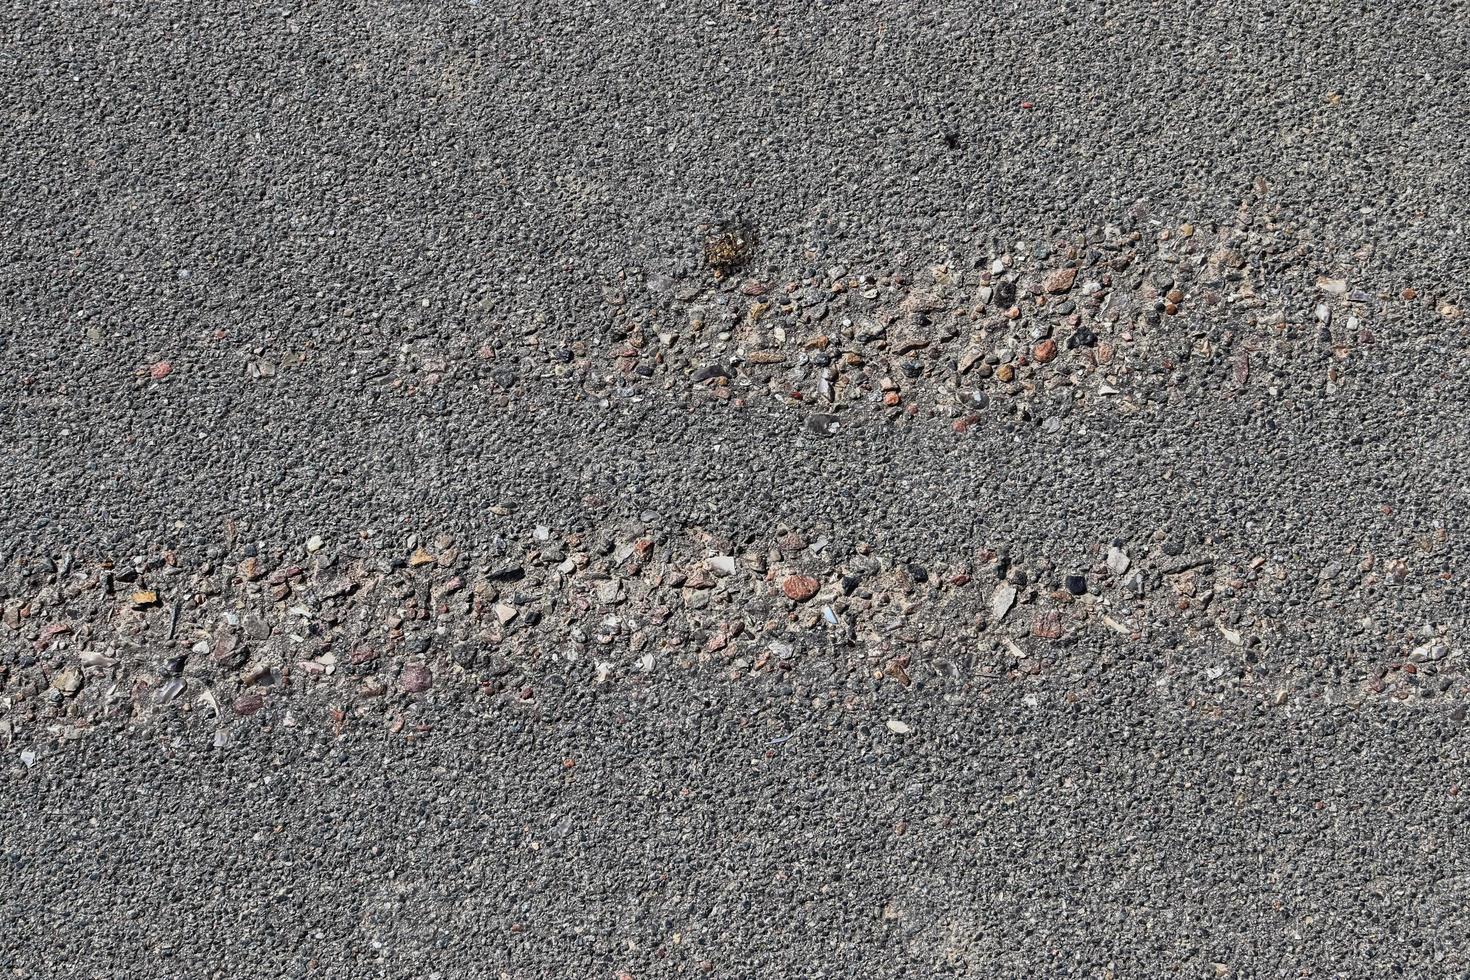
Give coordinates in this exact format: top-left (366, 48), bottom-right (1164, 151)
top-left (782, 575), bottom-right (820, 602)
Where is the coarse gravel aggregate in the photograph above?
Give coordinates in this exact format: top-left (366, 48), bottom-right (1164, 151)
top-left (3, 0), bottom-right (1470, 976)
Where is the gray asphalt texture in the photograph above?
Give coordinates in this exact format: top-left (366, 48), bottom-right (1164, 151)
top-left (4, 1), bottom-right (1470, 976)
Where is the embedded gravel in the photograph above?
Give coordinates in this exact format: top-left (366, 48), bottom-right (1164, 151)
top-left (3, 1), bottom-right (1470, 976)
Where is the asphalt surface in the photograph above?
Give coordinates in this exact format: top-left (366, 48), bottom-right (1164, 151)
top-left (4, 1), bottom-right (1470, 976)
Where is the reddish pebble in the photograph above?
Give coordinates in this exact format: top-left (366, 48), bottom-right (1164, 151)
top-left (150, 360), bottom-right (173, 380)
top-left (400, 663), bottom-right (433, 693)
top-left (1032, 610), bottom-right (1063, 639)
top-left (1033, 339), bottom-right (1058, 363)
top-left (882, 392), bottom-right (900, 407)
top-left (1042, 268), bottom-right (1077, 294)
top-left (233, 692), bottom-right (263, 716)
top-left (782, 575), bottom-right (820, 602)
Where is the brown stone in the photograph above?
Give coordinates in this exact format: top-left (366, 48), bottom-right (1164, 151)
top-left (400, 663), bottom-right (433, 693)
top-left (1032, 339), bottom-right (1058, 363)
top-left (233, 692), bottom-right (264, 716)
top-left (51, 666), bottom-right (83, 695)
top-left (782, 575), bottom-right (820, 602)
top-left (778, 532), bottom-right (807, 554)
top-left (1032, 610), bottom-right (1063, 639)
top-left (1043, 268), bottom-right (1077, 294)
